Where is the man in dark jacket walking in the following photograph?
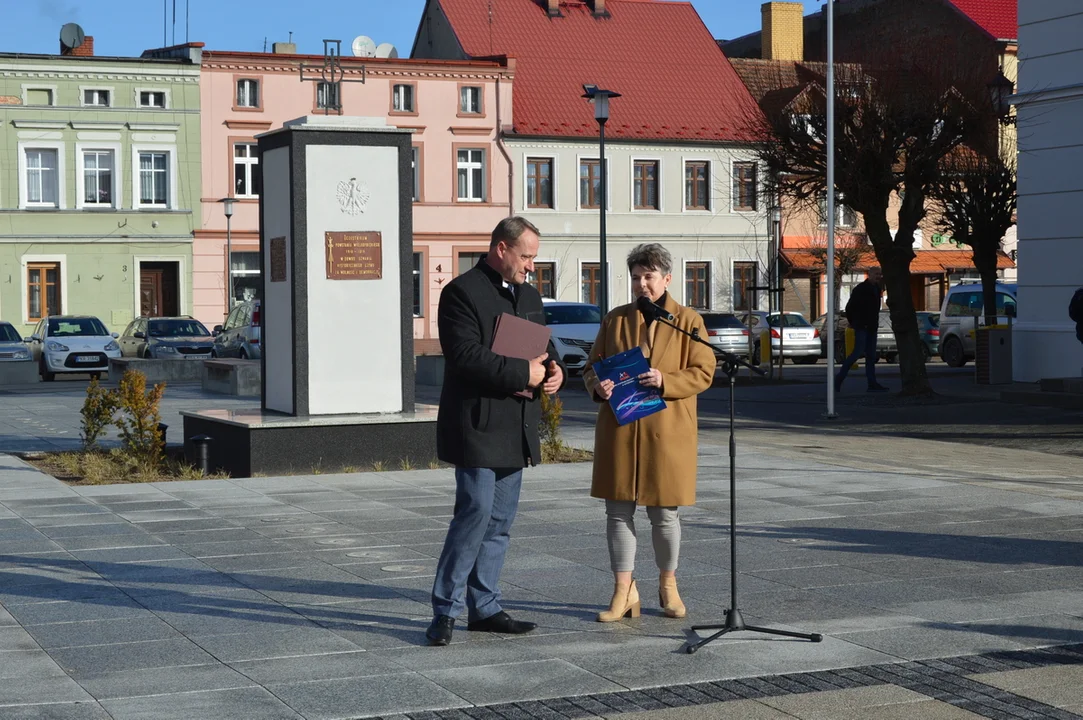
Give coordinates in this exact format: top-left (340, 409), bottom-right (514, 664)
top-left (426, 216), bottom-right (566, 646)
top-left (835, 266), bottom-right (889, 393)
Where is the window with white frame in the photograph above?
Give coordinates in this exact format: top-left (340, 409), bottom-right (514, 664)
top-left (138, 151), bottom-right (169, 207)
top-left (580, 159), bottom-right (604, 209)
top-left (230, 252), bottom-right (261, 303)
top-left (456, 148), bottom-right (485, 202)
top-left (236, 79), bottom-right (259, 108)
top-left (685, 262), bottom-right (710, 310)
top-left (733, 162), bottom-right (758, 211)
top-left (459, 86), bottom-right (481, 114)
top-left (526, 157), bottom-right (553, 209)
top-left (83, 89), bottom-right (110, 107)
top-left (139, 90), bottom-right (166, 108)
top-left (82, 150), bottom-right (115, 206)
top-left (316, 82), bottom-right (340, 111)
top-left (234, 143), bottom-right (260, 197)
top-left (818, 193), bottom-right (858, 228)
top-left (25, 149), bottom-right (59, 207)
top-left (685, 161), bottom-right (709, 210)
top-left (393, 84), bottom-right (414, 113)
top-left (633, 160), bottom-right (659, 210)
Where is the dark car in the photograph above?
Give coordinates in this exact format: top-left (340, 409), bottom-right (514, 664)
top-left (917, 311), bottom-right (940, 361)
top-left (812, 312), bottom-right (897, 362)
top-left (119, 317), bottom-right (215, 360)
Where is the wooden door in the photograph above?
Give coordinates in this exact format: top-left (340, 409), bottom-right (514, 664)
top-left (141, 270), bottom-right (163, 317)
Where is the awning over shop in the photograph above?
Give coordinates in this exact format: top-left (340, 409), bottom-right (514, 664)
top-left (780, 248), bottom-right (1015, 274)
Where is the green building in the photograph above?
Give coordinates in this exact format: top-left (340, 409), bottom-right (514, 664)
top-left (0, 41), bottom-right (201, 336)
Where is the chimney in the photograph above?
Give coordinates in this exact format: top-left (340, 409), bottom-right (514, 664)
top-left (61, 35), bottom-right (94, 56)
top-left (591, 0), bottom-right (607, 17)
top-left (544, 0), bottom-right (561, 18)
top-left (272, 42), bottom-right (296, 54)
top-left (761, 2), bottom-right (803, 61)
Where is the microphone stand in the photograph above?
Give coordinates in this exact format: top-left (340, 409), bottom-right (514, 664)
top-left (650, 313), bottom-right (823, 653)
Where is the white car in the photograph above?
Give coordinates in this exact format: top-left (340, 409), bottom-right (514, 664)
top-left (541, 301), bottom-right (601, 375)
top-left (27, 315), bottom-right (121, 381)
top-left (741, 311), bottom-right (821, 364)
top-left (0, 322), bottom-right (32, 363)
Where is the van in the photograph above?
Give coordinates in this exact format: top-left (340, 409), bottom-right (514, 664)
top-left (938, 282), bottom-right (1016, 367)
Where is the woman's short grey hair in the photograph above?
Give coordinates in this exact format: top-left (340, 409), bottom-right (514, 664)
top-left (626, 243), bottom-right (673, 275)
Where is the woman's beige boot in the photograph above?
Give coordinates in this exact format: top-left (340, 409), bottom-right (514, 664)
top-left (659, 576), bottom-right (686, 618)
top-left (597, 580), bottom-right (640, 622)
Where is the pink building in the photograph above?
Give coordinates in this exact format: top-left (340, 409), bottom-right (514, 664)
top-left (194, 48), bottom-right (514, 350)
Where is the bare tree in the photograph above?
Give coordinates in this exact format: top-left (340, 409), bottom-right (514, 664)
top-left (754, 53), bottom-right (992, 396)
top-left (930, 149), bottom-right (1016, 326)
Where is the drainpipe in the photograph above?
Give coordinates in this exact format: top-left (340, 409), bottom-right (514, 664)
top-left (495, 71), bottom-right (514, 216)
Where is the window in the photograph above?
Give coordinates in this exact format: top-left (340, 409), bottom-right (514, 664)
top-left (526, 157), bottom-right (553, 209)
top-left (459, 86), bottom-right (482, 114)
top-left (234, 143), bottom-right (260, 197)
top-left (457, 251), bottom-right (486, 275)
top-left (685, 161), bottom-right (709, 210)
top-left (140, 90), bottom-right (166, 108)
top-left (733, 262), bottom-right (758, 311)
top-left (633, 160), bottom-right (659, 210)
top-left (26, 88), bottom-right (53, 106)
top-left (412, 252), bottom-right (423, 317)
top-left (82, 150), bottom-right (114, 206)
top-left (83, 89), bottom-right (110, 107)
top-left (456, 148), bottom-right (485, 202)
top-left (392, 84), bottom-right (415, 113)
top-left (733, 162), bottom-right (758, 211)
top-left (25, 149), bottom-right (59, 206)
top-left (818, 194), bottom-right (858, 227)
top-left (231, 252), bottom-right (261, 303)
top-left (411, 146), bottom-right (421, 202)
top-left (580, 159), bottom-right (603, 209)
top-left (236, 79), bottom-right (259, 108)
top-left (582, 263), bottom-right (603, 305)
top-left (27, 263), bottom-right (61, 322)
top-left (316, 82), bottom-right (340, 111)
top-left (686, 262), bottom-right (710, 310)
top-left (528, 262), bottom-right (555, 299)
top-left (138, 151), bottom-right (169, 206)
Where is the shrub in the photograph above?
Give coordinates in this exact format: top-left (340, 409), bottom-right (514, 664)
top-left (114, 370), bottom-right (166, 471)
top-left (539, 391), bottom-right (563, 456)
top-left (80, 378), bottom-right (120, 450)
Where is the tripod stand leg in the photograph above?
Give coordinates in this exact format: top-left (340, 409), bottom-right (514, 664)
top-left (744, 625), bottom-right (823, 642)
top-left (685, 627), bottom-right (736, 654)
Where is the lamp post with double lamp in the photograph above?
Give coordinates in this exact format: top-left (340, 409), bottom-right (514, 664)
top-left (582, 85), bottom-right (621, 316)
top-left (219, 197), bottom-right (235, 314)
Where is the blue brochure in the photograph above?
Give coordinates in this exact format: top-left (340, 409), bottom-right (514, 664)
top-left (592, 347), bottom-right (667, 426)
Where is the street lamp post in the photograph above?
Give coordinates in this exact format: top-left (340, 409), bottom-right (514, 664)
top-left (220, 197), bottom-right (235, 314)
top-left (583, 85), bottom-right (621, 316)
top-left (825, 0), bottom-right (838, 418)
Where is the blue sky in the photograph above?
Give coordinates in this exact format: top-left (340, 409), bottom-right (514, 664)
top-left (3, 0), bottom-right (823, 58)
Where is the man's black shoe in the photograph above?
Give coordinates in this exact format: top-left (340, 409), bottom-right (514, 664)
top-left (833, 377), bottom-right (843, 393)
top-left (867, 384), bottom-right (889, 393)
top-left (426, 615), bottom-right (454, 646)
top-left (467, 611), bottom-right (537, 634)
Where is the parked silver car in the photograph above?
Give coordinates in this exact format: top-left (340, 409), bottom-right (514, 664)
top-left (27, 315), bottom-right (121, 381)
top-left (119, 317), bottom-right (215, 360)
top-left (542, 301), bottom-right (601, 375)
top-left (212, 300), bottom-right (261, 360)
top-left (741, 311), bottom-right (821, 364)
top-left (0, 322), bottom-right (32, 362)
top-left (938, 282), bottom-right (1017, 367)
top-left (701, 313), bottom-right (752, 359)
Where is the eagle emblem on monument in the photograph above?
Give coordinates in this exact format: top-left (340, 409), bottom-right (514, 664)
top-left (336, 177), bottom-right (370, 216)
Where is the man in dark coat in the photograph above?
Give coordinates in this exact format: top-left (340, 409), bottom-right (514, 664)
top-left (426, 216), bottom-right (566, 646)
top-left (835, 266), bottom-right (889, 393)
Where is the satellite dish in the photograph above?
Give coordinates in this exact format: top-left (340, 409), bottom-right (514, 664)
top-left (60, 23), bottom-right (85, 50)
top-left (375, 43), bottom-right (398, 59)
top-left (351, 35), bottom-right (376, 57)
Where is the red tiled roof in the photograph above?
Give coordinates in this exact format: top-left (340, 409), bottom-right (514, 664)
top-left (435, 0), bottom-right (763, 142)
top-left (782, 248), bottom-right (1015, 273)
top-left (943, 0), bottom-right (1017, 42)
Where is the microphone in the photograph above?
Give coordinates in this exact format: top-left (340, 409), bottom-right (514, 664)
top-left (636, 295), bottom-right (674, 322)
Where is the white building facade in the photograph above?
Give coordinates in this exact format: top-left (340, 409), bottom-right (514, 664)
top-left (1012, 1), bottom-right (1083, 381)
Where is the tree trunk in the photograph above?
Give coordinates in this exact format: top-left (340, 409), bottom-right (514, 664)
top-left (973, 246), bottom-right (1000, 327)
top-left (864, 215), bottom-right (932, 396)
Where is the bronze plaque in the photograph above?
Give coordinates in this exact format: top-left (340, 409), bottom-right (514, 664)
top-left (325, 231), bottom-right (382, 280)
top-left (269, 236), bottom-right (287, 282)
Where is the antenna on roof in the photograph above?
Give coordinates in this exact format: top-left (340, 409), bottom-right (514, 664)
top-left (60, 23), bottom-right (85, 51)
top-left (375, 43), bottom-right (398, 59)
top-left (351, 35), bottom-right (376, 57)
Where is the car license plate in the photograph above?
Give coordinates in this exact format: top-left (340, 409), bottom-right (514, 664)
top-left (76, 355), bottom-right (98, 363)
top-left (185, 354), bottom-right (209, 360)
top-left (790, 332), bottom-right (811, 340)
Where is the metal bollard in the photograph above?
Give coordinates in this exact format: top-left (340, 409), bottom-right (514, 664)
top-left (157, 423), bottom-right (168, 446)
top-left (188, 435), bottom-right (212, 476)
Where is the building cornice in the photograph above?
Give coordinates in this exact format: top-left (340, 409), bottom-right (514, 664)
top-left (0, 66), bottom-right (199, 81)
top-left (200, 60), bottom-right (510, 81)
top-left (502, 137), bottom-right (757, 152)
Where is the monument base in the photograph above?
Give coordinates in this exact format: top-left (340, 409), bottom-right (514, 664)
top-left (180, 406), bottom-right (438, 478)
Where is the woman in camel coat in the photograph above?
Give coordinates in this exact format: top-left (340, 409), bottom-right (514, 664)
top-left (583, 243), bottom-right (716, 622)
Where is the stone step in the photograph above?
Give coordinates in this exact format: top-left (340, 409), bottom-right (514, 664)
top-left (1001, 389), bottom-right (1083, 410)
top-left (1039, 377), bottom-right (1083, 394)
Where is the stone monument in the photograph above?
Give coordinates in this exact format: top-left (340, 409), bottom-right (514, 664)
top-left (182, 116), bottom-right (437, 477)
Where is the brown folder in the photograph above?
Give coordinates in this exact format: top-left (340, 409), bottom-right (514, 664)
top-left (491, 312), bottom-right (552, 399)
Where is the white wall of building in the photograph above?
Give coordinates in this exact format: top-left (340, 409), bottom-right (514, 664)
top-left (1012, 2), bottom-right (1083, 381)
top-left (507, 139), bottom-right (770, 312)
